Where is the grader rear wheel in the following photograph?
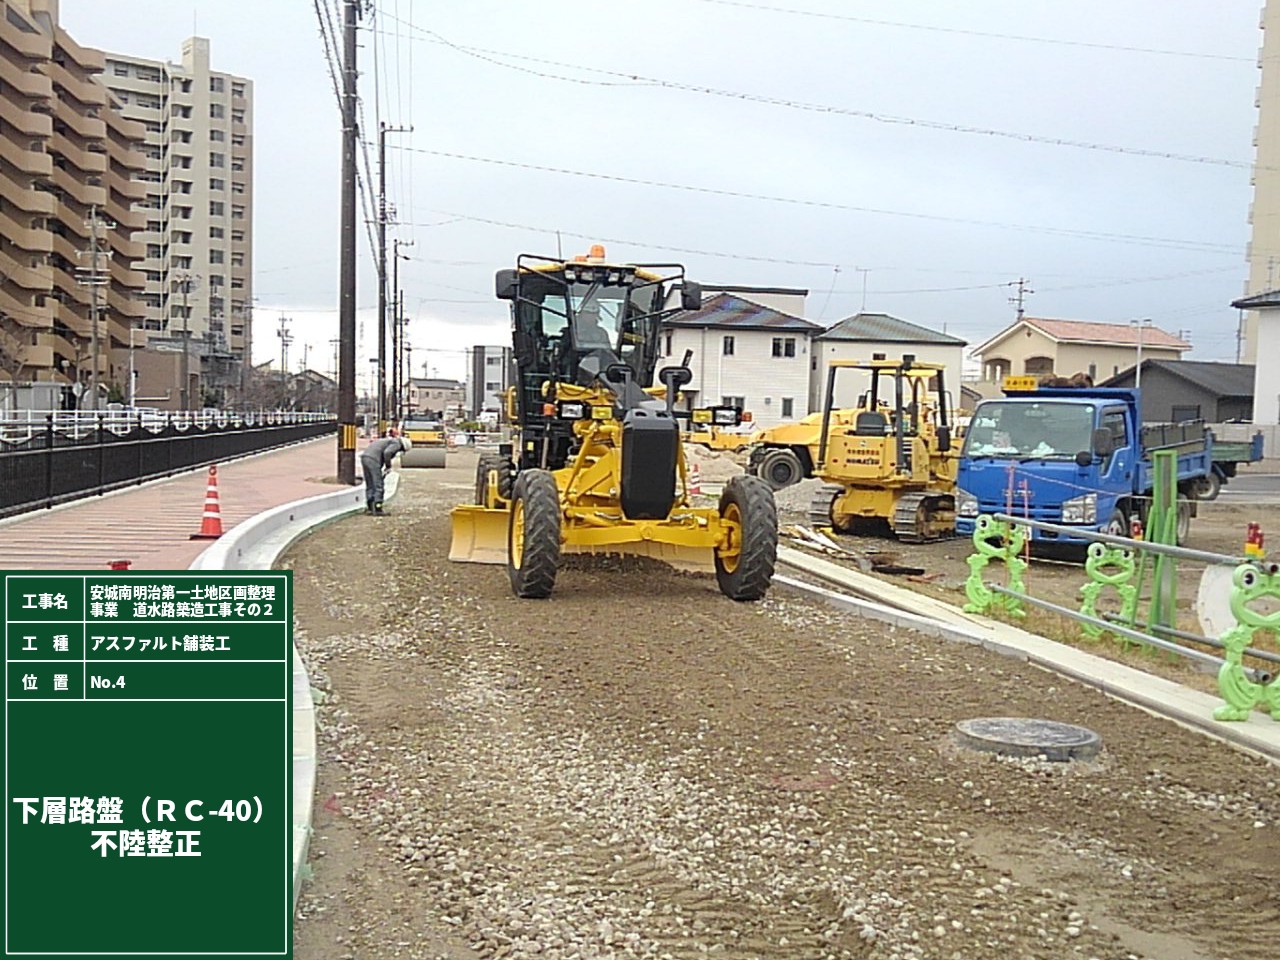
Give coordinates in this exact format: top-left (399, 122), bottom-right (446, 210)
top-left (507, 469), bottom-right (561, 599)
top-left (715, 475), bottom-right (778, 601)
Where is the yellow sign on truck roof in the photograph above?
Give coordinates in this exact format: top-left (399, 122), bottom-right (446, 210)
top-left (1002, 375), bottom-right (1040, 392)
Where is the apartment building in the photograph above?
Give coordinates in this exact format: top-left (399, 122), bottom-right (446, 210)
top-left (0, 0), bottom-right (147, 409)
top-left (1242, 2), bottom-right (1280, 362)
top-left (467, 344), bottom-right (516, 419)
top-left (100, 36), bottom-right (252, 368)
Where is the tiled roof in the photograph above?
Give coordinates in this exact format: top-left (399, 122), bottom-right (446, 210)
top-left (1022, 317), bottom-right (1190, 349)
top-left (818, 312), bottom-right (966, 346)
top-left (1102, 360), bottom-right (1254, 397)
top-left (664, 293), bottom-right (821, 332)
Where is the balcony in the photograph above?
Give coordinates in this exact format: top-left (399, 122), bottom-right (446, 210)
top-left (43, 59), bottom-right (107, 109)
top-left (0, 206), bottom-right (52, 253)
top-left (56, 105), bottom-right (106, 141)
top-left (0, 18), bottom-right (53, 61)
top-left (52, 27), bottom-right (105, 74)
top-left (0, 136), bottom-right (52, 177)
top-left (106, 167), bottom-right (147, 201)
top-left (0, 94), bottom-right (51, 138)
top-left (0, 284), bottom-right (53, 325)
top-left (0, 172), bottom-right (56, 216)
top-left (50, 164), bottom-right (107, 208)
top-left (0, 57), bottom-right (52, 100)
top-left (49, 131), bottom-right (107, 174)
top-left (0, 245), bottom-right (53, 291)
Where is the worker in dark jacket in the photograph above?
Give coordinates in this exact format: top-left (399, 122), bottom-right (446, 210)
top-left (360, 435), bottom-right (411, 514)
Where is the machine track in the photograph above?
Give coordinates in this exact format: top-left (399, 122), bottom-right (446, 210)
top-left (807, 483), bottom-right (843, 529)
top-left (891, 491), bottom-right (956, 543)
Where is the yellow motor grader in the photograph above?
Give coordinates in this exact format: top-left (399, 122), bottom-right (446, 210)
top-left (449, 247), bottom-right (778, 600)
top-left (808, 356), bottom-right (958, 542)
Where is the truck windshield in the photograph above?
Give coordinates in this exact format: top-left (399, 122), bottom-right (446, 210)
top-left (962, 401), bottom-right (1094, 460)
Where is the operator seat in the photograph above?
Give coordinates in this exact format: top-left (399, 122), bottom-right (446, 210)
top-left (854, 411), bottom-right (889, 436)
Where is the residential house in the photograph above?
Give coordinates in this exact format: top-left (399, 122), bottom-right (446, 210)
top-left (810, 312), bottom-right (967, 413)
top-left (973, 317), bottom-right (1190, 385)
top-left (406, 377), bottom-right (465, 419)
top-left (659, 293), bottom-right (821, 428)
top-left (1101, 360), bottom-right (1254, 423)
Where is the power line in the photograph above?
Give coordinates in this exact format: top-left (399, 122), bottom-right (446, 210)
top-left (402, 146), bottom-right (1241, 252)
top-left (409, 210), bottom-right (847, 267)
top-left (380, 20), bottom-right (1259, 171)
top-left (691, 0), bottom-right (1252, 63)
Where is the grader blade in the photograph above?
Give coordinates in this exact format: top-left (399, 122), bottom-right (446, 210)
top-left (448, 505), bottom-right (509, 563)
top-left (401, 446), bottom-right (448, 469)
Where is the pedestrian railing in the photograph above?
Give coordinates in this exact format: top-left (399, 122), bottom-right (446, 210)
top-left (962, 510), bottom-right (1278, 724)
top-left (0, 413), bottom-right (337, 519)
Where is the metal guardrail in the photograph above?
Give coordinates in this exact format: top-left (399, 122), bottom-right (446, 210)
top-left (990, 513), bottom-right (1245, 566)
top-left (0, 409), bottom-right (333, 444)
top-left (0, 413), bottom-right (337, 519)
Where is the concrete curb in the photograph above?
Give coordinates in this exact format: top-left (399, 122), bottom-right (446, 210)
top-left (774, 558), bottom-right (1280, 766)
top-left (189, 470), bottom-right (401, 909)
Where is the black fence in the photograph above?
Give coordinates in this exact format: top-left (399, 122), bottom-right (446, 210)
top-left (0, 414), bottom-right (337, 519)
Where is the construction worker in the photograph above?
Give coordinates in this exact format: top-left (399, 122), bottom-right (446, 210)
top-left (360, 435), bottom-right (412, 515)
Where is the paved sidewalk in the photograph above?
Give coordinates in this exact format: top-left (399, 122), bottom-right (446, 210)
top-left (0, 438), bottom-right (356, 570)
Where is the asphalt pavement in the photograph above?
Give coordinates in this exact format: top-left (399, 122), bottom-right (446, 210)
top-left (1217, 473), bottom-right (1280, 504)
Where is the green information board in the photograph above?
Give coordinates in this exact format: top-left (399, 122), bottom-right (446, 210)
top-left (2, 572), bottom-right (292, 958)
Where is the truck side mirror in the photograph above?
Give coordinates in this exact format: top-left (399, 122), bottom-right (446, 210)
top-left (1092, 428), bottom-right (1114, 457)
top-left (1075, 450), bottom-right (1093, 467)
top-left (936, 425), bottom-right (951, 452)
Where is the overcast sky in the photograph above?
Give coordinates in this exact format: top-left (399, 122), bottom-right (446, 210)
top-left (61, 1), bottom-right (1265, 384)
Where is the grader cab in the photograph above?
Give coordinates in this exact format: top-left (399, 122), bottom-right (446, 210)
top-left (808, 356), bottom-right (957, 542)
top-left (449, 247), bottom-right (778, 600)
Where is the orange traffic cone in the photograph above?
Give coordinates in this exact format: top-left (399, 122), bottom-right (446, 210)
top-left (688, 461), bottom-right (702, 496)
top-left (190, 465), bottom-right (224, 540)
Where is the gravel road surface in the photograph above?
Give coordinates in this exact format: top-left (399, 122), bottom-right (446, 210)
top-left (289, 452), bottom-right (1278, 960)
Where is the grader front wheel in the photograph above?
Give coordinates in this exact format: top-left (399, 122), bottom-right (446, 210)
top-left (507, 469), bottom-right (561, 599)
top-left (715, 475), bottom-right (778, 601)
top-left (475, 454), bottom-right (514, 507)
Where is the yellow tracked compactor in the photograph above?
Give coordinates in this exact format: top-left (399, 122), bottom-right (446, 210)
top-left (449, 247), bottom-right (778, 600)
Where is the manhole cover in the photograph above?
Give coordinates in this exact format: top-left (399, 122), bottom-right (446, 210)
top-left (954, 717), bottom-right (1101, 762)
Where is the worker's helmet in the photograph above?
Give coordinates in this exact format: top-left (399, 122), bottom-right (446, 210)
top-left (400, 436), bottom-right (413, 451)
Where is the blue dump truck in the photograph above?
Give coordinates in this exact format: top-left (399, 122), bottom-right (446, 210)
top-left (956, 381), bottom-right (1214, 545)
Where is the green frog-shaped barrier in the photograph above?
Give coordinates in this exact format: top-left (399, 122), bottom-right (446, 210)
top-left (1214, 562), bottom-right (1280, 722)
top-left (1078, 542), bottom-right (1139, 643)
top-left (963, 515), bottom-right (1027, 618)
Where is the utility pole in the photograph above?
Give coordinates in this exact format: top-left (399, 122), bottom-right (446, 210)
top-left (277, 315), bottom-right (292, 408)
top-left (1132, 318), bottom-right (1152, 390)
top-left (75, 205), bottom-right (113, 411)
top-left (337, 0), bottom-right (360, 483)
top-left (376, 124), bottom-right (412, 436)
top-left (1008, 278), bottom-right (1033, 321)
top-left (175, 273), bottom-right (199, 410)
top-left (391, 237), bottom-right (413, 423)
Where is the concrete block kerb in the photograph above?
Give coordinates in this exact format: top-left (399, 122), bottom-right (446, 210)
top-left (190, 471), bottom-right (400, 910)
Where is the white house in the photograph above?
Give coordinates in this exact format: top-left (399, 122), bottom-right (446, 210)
top-left (1232, 288), bottom-right (1280, 424)
top-left (810, 312), bottom-right (967, 413)
top-left (659, 293), bottom-right (821, 428)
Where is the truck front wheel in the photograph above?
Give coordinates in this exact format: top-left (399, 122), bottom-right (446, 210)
top-left (1103, 509), bottom-right (1128, 538)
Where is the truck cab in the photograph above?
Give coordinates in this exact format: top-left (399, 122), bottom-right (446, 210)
top-left (955, 383), bottom-right (1207, 544)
